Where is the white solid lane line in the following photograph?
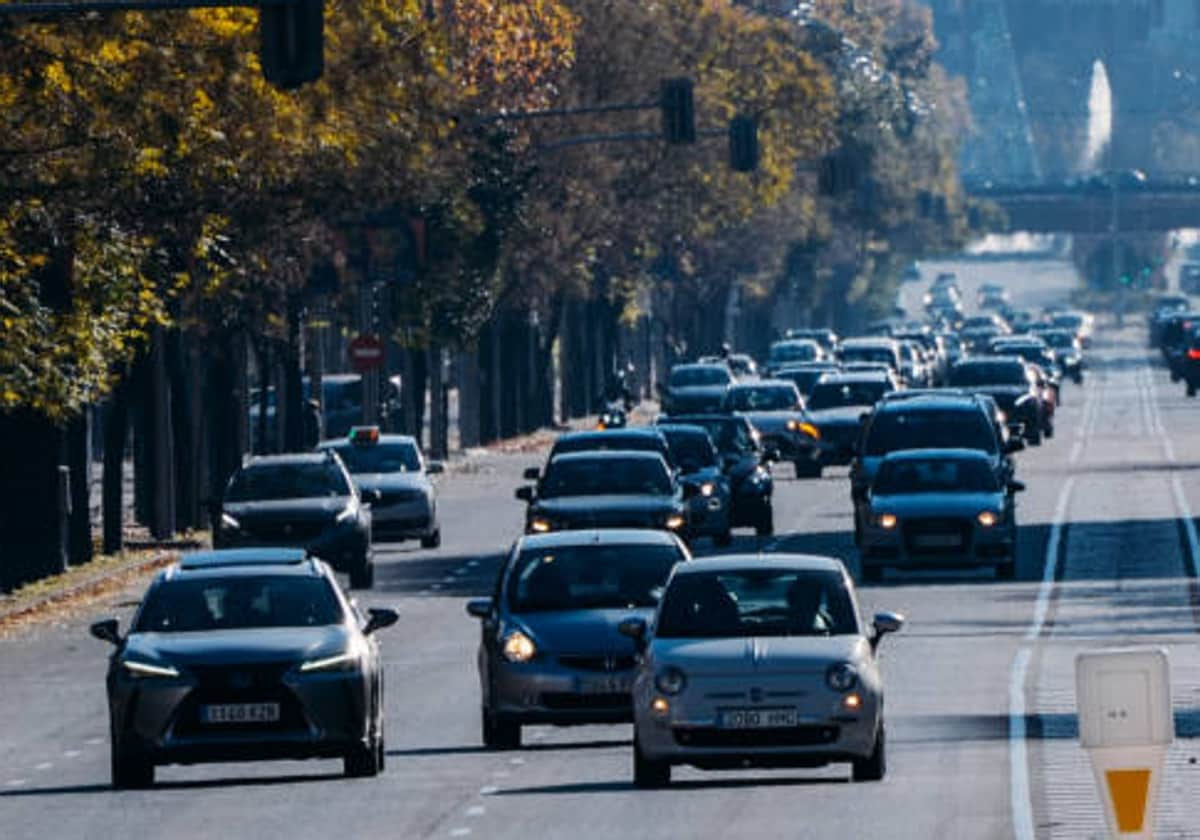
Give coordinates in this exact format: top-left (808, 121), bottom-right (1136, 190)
top-left (1025, 477), bottom-right (1076, 643)
top-left (1172, 478), bottom-right (1200, 579)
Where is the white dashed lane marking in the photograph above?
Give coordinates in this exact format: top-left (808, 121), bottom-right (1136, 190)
top-left (6, 779), bottom-right (27, 787)
top-left (34, 763), bottom-right (52, 772)
top-left (62, 750), bottom-right (81, 759)
top-left (479, 785), bottom-right (499, 796)
top-left (449, 829), bottom-right (471, 837)
top-left (466, 806), bottom-right (486, 818)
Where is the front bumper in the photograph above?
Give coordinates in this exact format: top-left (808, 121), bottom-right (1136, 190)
top-left (109, 663), bottom-right (372, 766)
top-left (860, 518), bottom-right (1014, 570)
top-left (686, 494), bottom-right (732, 538)
top-left (371, 498), bottom-right (436, 540)
top-left (486, 656), bottom-right (636, 725)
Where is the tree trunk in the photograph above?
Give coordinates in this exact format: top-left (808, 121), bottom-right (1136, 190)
top-left (0, 410), bottom-right (68, 591)
top-left (428, 344), bottom-right (447, 458)
top-left (65, 411), bottom-right (93, 565)
top-left (102, 377), bottom-right (130, 555)
top-left (457, 350), bottom-right (481, 449)
top-left (147, 327), bottom-right (176, 541)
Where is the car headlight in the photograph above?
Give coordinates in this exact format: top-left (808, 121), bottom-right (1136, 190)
top-left (122, 659), bottom-right (180, 679)
top-left (826, 663), bottom-right (858, 691)
top-left (299, 650), bottom-right (361, 673)
top-left (530, 517), bottom-right (553, 533)
top-left (977, 510), bottom-right (1000, 528)
top-left (699, 482), bottom-right (715, 497)
top-left (335, 505), bottom-right (357, 524)
top-left (220, 513), bottom-right (240, 531)
top-left (655, 666), bottom-right (687, 695)
top-left (502, 630), bottom-right (537, 663)
top-left (876, 513), bottom-right (898, 530)
top-left (665, 514), bottom-right (686, 530)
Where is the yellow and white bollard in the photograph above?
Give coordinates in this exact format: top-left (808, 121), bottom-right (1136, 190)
top-left (1075, 649), bottom-right (1173, 839)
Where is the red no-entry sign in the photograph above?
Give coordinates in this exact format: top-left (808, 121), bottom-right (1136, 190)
top-left (348, 334), bottom-right (385, 372)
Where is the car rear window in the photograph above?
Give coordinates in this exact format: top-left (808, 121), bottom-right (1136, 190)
top-left (864, 408), bottom-right (997, 456)
top-left (950, 362), bottom-right (1028, 387)
top-left (136, 575), bottom-right (342, 632)
top-left (662, 430), bottom-right (718, 470)
top-left (669, 366), bottom-right (731, 387)
top-left (507, 543), bottom-right (684, 612)
top-left (807, 381), bottom-right (887, 411)
top-left (540, 456), bottom-right (672, 498)
top-left (325, 442), bottom-right (420, 474)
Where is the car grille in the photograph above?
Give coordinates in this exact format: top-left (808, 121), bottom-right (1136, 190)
top-left (172, 662), bottom-right (308, 737)
top-left (902, 517), bottom-right (972, 555)
top-left (378, 489), bottom-right (424, 505)
top-left (242, 520), bottom-right (328, 543)
top-left (540, 692), bottom-right (630, 712)
top-left (673, 725), bottom-right (839, 748)
top-left (557, 655), bottom-right (638, 673)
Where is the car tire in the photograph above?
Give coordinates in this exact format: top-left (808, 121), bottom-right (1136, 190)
top-left (851, 724), bottom-right (886, 782)
top-left (714, 530), bottom-right (734, 548)
top-left (794, 461), bottom-right (823, 480)
top-left (421, 529), bottom-right (442, 550)
top-left (633, 737), bottom-right (671, 789)
top-left (1044, 423), bottom-right (1055, 439)
top-left (1189, 383), bottom-right (1198, 398)
top-left (349, 555), bottom-right (374, 589)
top-left (755, 510), bottom-right (774, 538)
top-left (482, 707), bottom-right (521, 750)
top-left (111, 741), bottom-right (154, 790)
top-left (344, 740), bottom-right (380, 778)
top-left (1026, 427), bottom-right (1042, 447)
top-left (861, 564), bottom-right (883, 585)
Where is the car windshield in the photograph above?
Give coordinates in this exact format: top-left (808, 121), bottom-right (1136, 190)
top-left (507, 544), bottom-right (683, 612)
top-left (807, 381), bottom-right (887, 411)
top-left (1041, 332), bottom-right (1075, 349)
top-left (134, 575), bottom-right (343, 632)
top-left (324, 442), bottom-right (420, 474)
top-left (670, 367), bottom-right (731, 387)
top-left (724, 386), bottom-right (798, 412)
top-left (769, 342), bottom-right (818, 363)
top-left (1053, 314), bottom-right (1083, 329)
top-left (226, 462), bottom-right (351, 501)
top-left (865, 409), bottom-right (996, 456)
top-left (873, 458), bottom-right (1000, 494)
top-left (540, 457), bottom-right (672, 497)
top-left (672, 418), bottom-right (756, 455)
top-left (662, 430), bottom-right (718, 470)
top-left (841, 346), bottom-right (894, 366)
top-left (656, 569), bottom-right (857, 639)
top-left (776, 368), bottom-right (835, 396)
top-left (552, 435), bottom-right (662, 457)
top-left (950, 362), bottom-right (1027, 387)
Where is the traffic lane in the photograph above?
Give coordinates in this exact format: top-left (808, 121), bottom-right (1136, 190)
top-left (898, 257), bottom-right (1080, 318)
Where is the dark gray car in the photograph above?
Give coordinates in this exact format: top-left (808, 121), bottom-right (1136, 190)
top-left (90, 549), bottom-right (399, 787)
top-left (662, 363), bottom-right (734, 415)
top-left (466, 530), bottom-right (690, 749)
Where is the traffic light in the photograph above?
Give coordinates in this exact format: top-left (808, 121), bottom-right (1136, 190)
top-left (729, 115), bottom-right (758, 172)
top-left (260, 0), bottom-right (324, 90)
top-left (660, 78), bottom-right (696, 145)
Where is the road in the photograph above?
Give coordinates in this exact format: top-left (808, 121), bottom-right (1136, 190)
top-left (4, 258), bottom-right (1200, 839)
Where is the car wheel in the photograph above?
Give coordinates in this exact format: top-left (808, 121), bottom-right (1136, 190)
top-left (1189, 383), bottom-right (1198, 398)
top-left (1044, 423), bottom-right (1055, 439)
top-left (633, 736), bottom-right (671, 789)
top-left (794, 461), bottom-right (823, 480)
top-left (1026, 427), bottom-right (1042, 447)
top-left (714, 530), bottom-right (733, 548)
top-left (376, 715), bottom-right (386, 772)
top-left (755, 510), bottom-right (774, 538)
top-left (851, 724), bottom-right (886, 782)
top-left (111, 740), bottom-right (154, 789)
top-left (482, 707), bottom-right (521, 750)
top-left (344, 741), bottom-right (380, 778)
top-left (421, 529), bottom-right (442, 549)
top-left (349, 553), bottom-right (374, 589)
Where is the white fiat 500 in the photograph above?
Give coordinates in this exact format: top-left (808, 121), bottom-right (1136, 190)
top-left (621, 554), bottom-right (903, 788)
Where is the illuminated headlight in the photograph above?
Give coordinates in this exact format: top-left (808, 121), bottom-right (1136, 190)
top-left (122, 659), bottom-right (180, 679)
top-left (876, 513), bottom-right (898, 530)
top-left (996, 410), bottom-right (1008, 425)
top-left (530, 518), bottom-right (553, 533)
top-left (220, 513), bottom-right (240, 531)
top-left (299, 650), bottom-right (361, 673)
top-left (977, 510), bottom-right (1000, 528)
top-left (699, 482), bottom-right (715, 497)
top-left (665, 514), bottom-right (686, 530)
top-left (655, 667), bottom-right (687, 695)
top-left (335, 505), bottom-right (357, 524)
top-left (826, 663), bottom-right (858, 691)
top-left (502, 630), bottom-right (537, 663)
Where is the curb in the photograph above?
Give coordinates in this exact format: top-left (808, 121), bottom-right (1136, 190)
top-left (0, 551), bottom-right (176, 624)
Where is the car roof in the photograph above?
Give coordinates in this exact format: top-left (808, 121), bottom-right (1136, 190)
top-left (556, 428), bottom-right (665, 442)
top-left (548, 450), bottom-right (668, 464)
top-left (672, 362), bottom-right (728, 371)
top-left (674, 553), bottom-right (847, 576)
top-left (318, 433), bottom-right (418, 448)
top-left (166, 548), bottom-right (323, 580)
top-left (841, 336), bottom-right (897, 348)
top-left (517, 529), bottom-right (683, 551)
top-left (243, 452), bottom-right (332, 467)
top-left (656, 423), bottom-right (713, 438)
top-left (881, 448), bottom-right (992, 463)
top-left (877, 391), bottom-right (985, 411)
top-left (661, 413), bottom-right (750, 426)
top-left (815, 371), bottom-right (890, 385)
top-left (727, 379), bottom-right (796, 390)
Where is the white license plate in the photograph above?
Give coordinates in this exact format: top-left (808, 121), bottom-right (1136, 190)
top-left (579, 676), bottom-right (633, 695)
top-left (718, 707), bottom-right (798, 729)
top-left (913, 534), bottom-right (962, 548)
top-left (202, 703), bottom-right (281, 724)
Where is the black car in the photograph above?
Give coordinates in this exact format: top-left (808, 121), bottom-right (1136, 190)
top-left (544, 428), bottom-right (671, 464)
top-left (1157, 312), bottom-right (1200, 381)
top-left (784, 327), bottom-right (839, 354)
top-left (90, 549), bottom-right (399, 787)
top-left (805, 371), bottom-right (896, 466)
top-left (212, 452), bottom-right (375, 588)
top-left (773, 361), bottom-right (841, 399)
top-left (948, 357), bottom-right (1050, 444)
top-left (721, 380), bottom-right (823, 478)
top-left (1035, 329), bottom-right (1085, 384)
top-left (849, 392), bottom-right (1021, 547)
top-left (516, 451), bottom-right (689, 536)
top-left (657, 423), bottom-right (734, 545)
top-left (988, 337), bottom-right (1062, 404)
top-left (661, 363), bottom-right (734, 415)
top-left (465, 529), bottom-right (690, 748)
top-left (1182, 325), bottom-right (1200, 397)
top-left (659, 413), bottom-right (775, 536)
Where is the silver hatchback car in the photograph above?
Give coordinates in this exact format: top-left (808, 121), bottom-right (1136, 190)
top-left (466, 529), bottom-right (690, 749)
top-left (621, 554), bottom-right (903, 787)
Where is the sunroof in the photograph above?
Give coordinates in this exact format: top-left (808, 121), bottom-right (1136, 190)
top-left (178, 548), bottom-right (308, 570)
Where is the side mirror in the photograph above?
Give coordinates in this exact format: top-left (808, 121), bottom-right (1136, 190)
top-left (90, 618), bottom-right (122, 647)
top-left (870, 610), bottom-right (905, 650)
top-left (1008, 480), bottom-right (1027, 493)
top-left (618, 617), bottom-right (648, 652)
top-left (465, 598), bottom-right (493, 620)
top-left (523, 467), bottom-right (541, 481)
top-left (515, 486), bottom-right (534, 502)
top-left (363, 607), bottom-right (400, 635)
top-left (1004, 438), bottom-right (1026, 454)
top-left (426, 461), bottom-right (445, 475)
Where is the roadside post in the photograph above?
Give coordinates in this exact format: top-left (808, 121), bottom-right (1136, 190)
top-left (1075, 649), bottom-right (1172, 839)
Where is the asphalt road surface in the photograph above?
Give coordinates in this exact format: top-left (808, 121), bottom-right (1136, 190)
top-left (4, 258), bottom-right (1200, 840)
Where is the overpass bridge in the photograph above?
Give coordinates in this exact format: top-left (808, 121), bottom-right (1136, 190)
top-left (969, 183), bottom-right (1200, 233)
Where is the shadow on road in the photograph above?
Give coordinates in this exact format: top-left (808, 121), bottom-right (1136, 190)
top-left (491, 774), bottom-right (848, 797)
top-left (386, 738), bottom-right (628, 759)
top-left (0, 771), bottom-right (344, 798)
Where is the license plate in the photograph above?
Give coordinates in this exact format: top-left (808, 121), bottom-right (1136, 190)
top-left (578, 676), bottom-right (633, 695)
top-left (718, 707), bottom-right (798, 729)
top-left (201, 703), bottom-right (281, 724)
top-left (913, 533), bottom-right (962, 548)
